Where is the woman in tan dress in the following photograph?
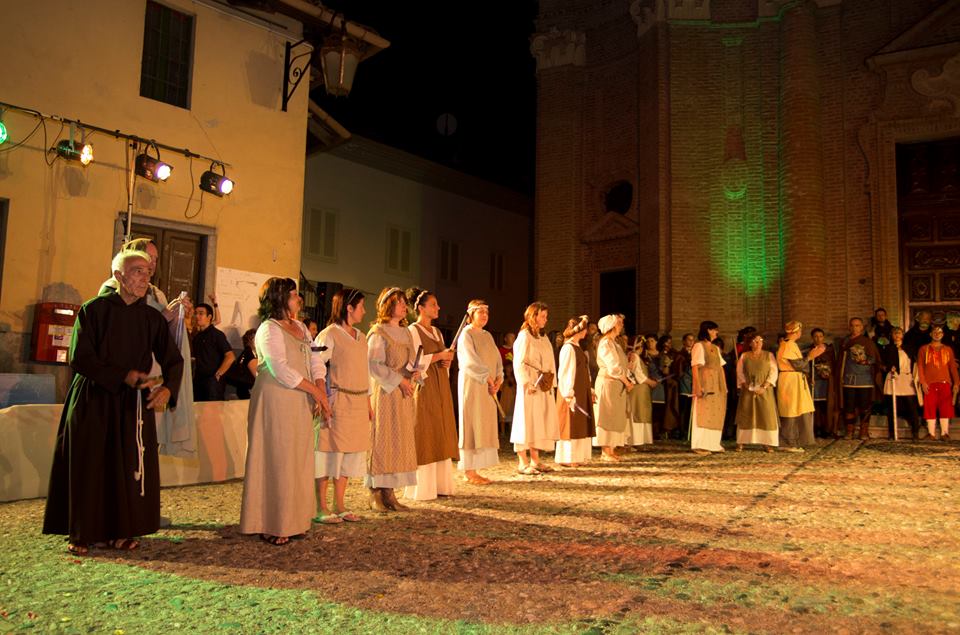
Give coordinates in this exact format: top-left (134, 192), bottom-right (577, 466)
top-left (592, 314), bottom-right (634, 461)
top-left (457, 299), bottom-right (504, 484)
top-left (240, 277), bottom-right (330, 545)
top-left (735, 333), bottom-right (779, 452)
top-left (403, 287), bottom-right (459, 500)
top-left (366, 287), bottom-right (421, 512)
top-left (313, 287), bottom-right (371, 523)
top-left (690, 320), bottom-right (727, 455)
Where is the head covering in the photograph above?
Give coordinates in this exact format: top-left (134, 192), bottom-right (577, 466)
top-left (563, 315), bottom-right (589, 339)
top-left (378, 287), bottom-right (403, 310)
top-left (785, 320), bottom-right (802, 334)
top-left (467, 300), bottom-right (489, 314)
top-left (598, 314), bottom-right (619, 335)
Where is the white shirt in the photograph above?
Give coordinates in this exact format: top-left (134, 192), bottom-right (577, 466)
top-left (884, 348), bottom-right (916, 396)
top-left (255, 319), bottom-right (323, 389)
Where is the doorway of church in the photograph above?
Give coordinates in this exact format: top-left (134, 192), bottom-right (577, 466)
top-left (897, 139), bottom-right (960, 328)
top-left (599, 268), bottom-right (637, 338)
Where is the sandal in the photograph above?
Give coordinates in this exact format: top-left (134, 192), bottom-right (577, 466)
top-left (109, 538), bottom-right (140, 551)
top-left (313, 513), bottom-right (344, 525)
top-left (465, 474), bottom-right (491, 485)
top-left (532, 463), bottom-right (554, 472)
top-left (260, 534), bottom-right (290, 546)
top-left (67, 543), bottom-right (89, 556)
top-left (516, 465), bottom-right (540, 475)
top-left (336, 511), bottom-right (362, 522)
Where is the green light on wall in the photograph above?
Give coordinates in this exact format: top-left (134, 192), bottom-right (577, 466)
top-left (0, 121), bottom-right (7, 145)
top-left (724, 185), bottom-right (747, 201)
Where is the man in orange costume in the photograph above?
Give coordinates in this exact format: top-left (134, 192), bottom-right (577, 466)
top-left (916, 325), bottom-right (958, 441)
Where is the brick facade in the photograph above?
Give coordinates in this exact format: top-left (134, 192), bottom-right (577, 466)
top-left (534, 0), bottom-right (959, 341)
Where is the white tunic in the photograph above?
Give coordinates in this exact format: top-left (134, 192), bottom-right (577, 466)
top-left (510, 329), bottom-right (559, 451)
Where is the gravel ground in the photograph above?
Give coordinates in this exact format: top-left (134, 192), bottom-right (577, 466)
top-left (2, 438), bottom-right (959, 634)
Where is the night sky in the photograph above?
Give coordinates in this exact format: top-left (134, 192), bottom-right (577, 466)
top-left (311, 1), bottom-right (539, 195)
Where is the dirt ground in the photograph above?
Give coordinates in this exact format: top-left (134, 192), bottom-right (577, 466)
top-left (2, 438), bottom-right (959, 633)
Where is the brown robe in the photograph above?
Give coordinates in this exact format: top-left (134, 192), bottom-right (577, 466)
top-left (411, 324), bottom-right (459, 465)
top-left (367, 325), bottom-right (418, 477)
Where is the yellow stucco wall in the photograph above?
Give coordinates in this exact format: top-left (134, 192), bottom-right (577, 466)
top-left (0, 0), bottom-right (308, 334)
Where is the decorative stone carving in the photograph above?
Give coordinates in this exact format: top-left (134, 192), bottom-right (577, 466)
top-left (910, 246), bottom-right (960, 269)
top-left (911, 52), bottom-right (960, 114)
top-left (530, 29), bottom-right (586, 71)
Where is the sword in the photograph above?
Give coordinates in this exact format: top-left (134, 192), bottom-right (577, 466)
top-left (448, 312), bottom-right (469, 352)
top-left (891, 367), bottom-right (899, 441)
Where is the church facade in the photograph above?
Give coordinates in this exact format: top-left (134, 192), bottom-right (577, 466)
top-left (533, 0), bottom-right (960, 338)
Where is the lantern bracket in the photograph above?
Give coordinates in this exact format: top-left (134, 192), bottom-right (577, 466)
top-left (282, 38), bottom-right (312, 112)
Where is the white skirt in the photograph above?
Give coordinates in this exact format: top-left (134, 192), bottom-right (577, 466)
top-left (403, 460), bottom-right (455, 501)
top-left (593, 427), bottom-right (628, 447)
top-left (736, 428), bottom-right (779, 446)
top-left (555, 438), bottom-right (592, 463)
top-left (626, 421), bottom-right (653, 445)
top-left (691, 423), bottom-right (724, 452)
top-left (458, 447), bottom-right (499, 471)
top-left (314, 450), bottom-right (366, 479)
top-left (364, 470), bottom-right (417, 488)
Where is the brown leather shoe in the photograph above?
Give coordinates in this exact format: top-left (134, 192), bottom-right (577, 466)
top-left (858, 421), bottom-right (870, 440)
top-left (845, 423), bottom-right (856, 440)
top-left (382, 488), bottom-right (411, 511)
top-left (368, 488), bottom-right (391, 513)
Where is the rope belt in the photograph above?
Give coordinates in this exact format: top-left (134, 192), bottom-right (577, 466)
top-left (330, 384), bottom-right (367, 396)
top-left (134, 391), bottom-right (145, 497)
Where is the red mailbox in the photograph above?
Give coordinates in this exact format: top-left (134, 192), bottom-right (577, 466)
top-left (31, 302), bottom-right (80, 364)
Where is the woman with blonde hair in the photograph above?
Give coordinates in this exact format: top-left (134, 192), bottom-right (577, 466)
top-left (510, 301), bottom-right (559, 474)
top-left (457, 299), bottom-right (504, 484)
top-left (592, 314), bottom-right (634, 461)
top-left (366, 287), bottom-right (420, 512)
top-left (403, 287), bottom-right (459, 500)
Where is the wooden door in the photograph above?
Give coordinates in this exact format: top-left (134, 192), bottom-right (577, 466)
top-left (897, 140), bottom-right (960, 326)
top-left (131, 223), bottom-right (204, 302)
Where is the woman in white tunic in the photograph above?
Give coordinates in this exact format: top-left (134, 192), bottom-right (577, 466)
top-left (403, 287), bottom-right (459, 500)
top-left (735, 333), bottom-right (779, 452)
top-left (510, 302), bottom-right (559, 474)
top-left (312, 287), bottom-right (372, 523)
top-left (457, 299), bottom-right (504, 484)
top-left (690, 320), bottom-right (727, 455)
top-left (592, 314), bottom-right (634, 461)
top-left (240, 277), bottom-right (329, 545)
top-left (366, 287), bottom-right (421, 512)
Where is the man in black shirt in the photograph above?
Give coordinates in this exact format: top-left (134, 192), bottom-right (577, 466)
top-left (192, 303), bottom-right (234, 401)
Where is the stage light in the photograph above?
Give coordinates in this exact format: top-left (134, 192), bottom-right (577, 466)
top-left (199, 162), bottom-right (234, 196)
top-left (54, 139), bottom-right (94, 165)
top-left (0, 120), bottom-right (7, 145)
top-left (135, 152), bottom-right (172, 182)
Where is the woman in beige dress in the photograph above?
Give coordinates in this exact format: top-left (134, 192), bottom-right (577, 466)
top-left (312, 287), bottom-right (371, 523)
top-left (457, 299), bottom-right (504, 484)
top-left (592, 314), bottom-right (634, 461)
top-left (510, 301), bottom-right (559, 474)
top-left (240, 277), bottom-right (330, 545)
top-left (366, 287), bottom-right (421, 512)
top-left (690, 320), bottom-right (727, 455)
top-left (404, 287), bottom-right (459, 500)
top-left (735, 333), bottom-right (779, 452)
